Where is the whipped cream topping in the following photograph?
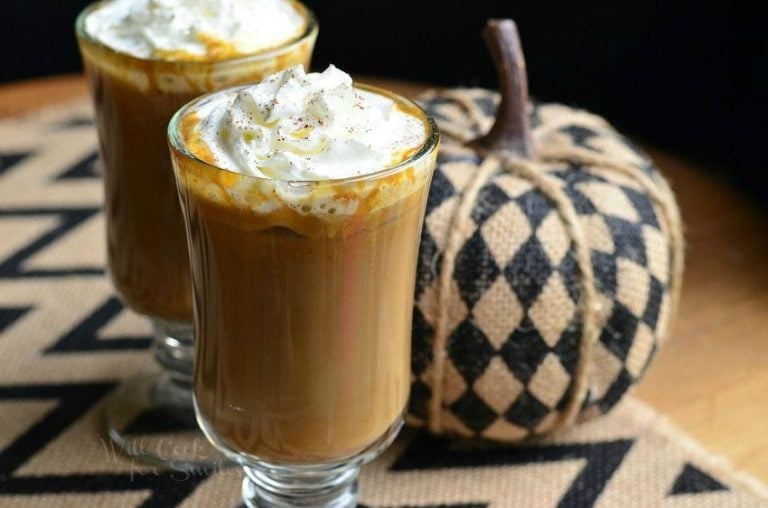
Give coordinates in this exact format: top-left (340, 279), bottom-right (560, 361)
top-left (189, 65), bottom-right (427, 181)
top-left (84, 0), bottom-right (306, 60)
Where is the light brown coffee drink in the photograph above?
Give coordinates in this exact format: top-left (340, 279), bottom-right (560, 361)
top-left (76, 1), bottom-right (317, 321)
top-left (169, 76), bottom-right (439, 463)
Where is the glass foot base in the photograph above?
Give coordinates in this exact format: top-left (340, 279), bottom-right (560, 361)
top-left (242, 461), bottom-right (359, 508)
top-left (103, 363), bottom-right (226, 472)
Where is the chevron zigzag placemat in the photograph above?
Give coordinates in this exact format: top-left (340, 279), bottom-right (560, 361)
top-left (0, 99), bottom-right (767, 507)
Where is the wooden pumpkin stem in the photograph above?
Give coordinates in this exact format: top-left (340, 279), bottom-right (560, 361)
top-left (471, 19), bottom-right (534, 159)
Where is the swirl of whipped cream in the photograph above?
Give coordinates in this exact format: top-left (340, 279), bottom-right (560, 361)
top-left (85, 0), bottom-right (306, 60)
top-left (191, 65), bottom-right (427, 180)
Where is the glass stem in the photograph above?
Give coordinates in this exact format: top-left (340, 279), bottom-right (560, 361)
top-left (150, 318), bottom-right (195, 412)
top-left (152, 318), bottom-right (195, 384)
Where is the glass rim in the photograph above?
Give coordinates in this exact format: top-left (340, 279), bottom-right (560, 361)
top-left (75, 0), bottom-right (318, 66)
top-left (167, 82), bottom-right (440, 185)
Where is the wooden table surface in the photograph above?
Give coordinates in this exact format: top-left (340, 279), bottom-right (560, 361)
top-left (2, 75), bottom-right (767, 484)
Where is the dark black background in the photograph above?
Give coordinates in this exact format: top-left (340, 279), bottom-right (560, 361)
top-left (3, 1), bottom-right (766, 201)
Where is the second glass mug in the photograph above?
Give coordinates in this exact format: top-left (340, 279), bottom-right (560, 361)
top-left (169, 85), bottom-right (439, 506)
top-left (75, 1), bottom-right (318, 469)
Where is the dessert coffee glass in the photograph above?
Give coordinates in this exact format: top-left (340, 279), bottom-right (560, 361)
top-left (169, 85), bottom-right (438, 506)
top-left (75, 1), bottom-right (317, 469)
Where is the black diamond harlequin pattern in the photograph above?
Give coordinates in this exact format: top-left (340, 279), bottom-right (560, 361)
top-left (446, 320), bottom-right (496, 384)
top-left (415, 229), bottom-right (440, 300)
top-left (560, 125), bottom-right (600, 150)
top-left (504, 391), bottom-right (552, 429)
top-left (421, 96), bottom-right (460, 125)
top-left (558, 249), bottom-right (582, 303)
top-left (453, 230), bottom-right (501, 310)
top-left (642, 276), bottom-right (665, 329)
top-left (605, 216), bottom-right (648, 266)
top-left (599, 303), bottom-right (638, 362)
top-left (598, 369), bottom-right (635, 414)
top-left (514, 189), bottom-right (553, 229)
top-left (410, 91), bottom-right (675, 441)
top-left (622, 186), bottom-right (661, 229)
top-left (552, 323), bottom-right (581, 376)
top-left (414, 166), bottom-right (457, 299)
top-left (425, 160), bottom-right (458, 215)
top-left (499, 318), bottom-right (549, 383)
top-left (407, 377), bottom-right (432, 422)
top-left (411, 307), bottom-right (434, 376)
top-left (562, 181), bottom-right (599, 215)
top-left (470, 183), bottom-right (510, 226)
top-left (450, 392), bottom-right (499, 433)
top-left (591, 251), bottom-right (618, 295)
top-left (504, 236), bottom-right (553, 307)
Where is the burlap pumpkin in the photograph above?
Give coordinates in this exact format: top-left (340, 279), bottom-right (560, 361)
top-left (406, 88), bottom-right (684, 441)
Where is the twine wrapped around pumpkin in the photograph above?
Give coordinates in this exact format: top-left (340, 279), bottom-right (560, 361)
top-left (406, 20), bottom-right (684, 442)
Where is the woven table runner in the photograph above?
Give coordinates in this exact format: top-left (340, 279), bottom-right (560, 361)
top-left (0, 99), bottom-right (766, 507)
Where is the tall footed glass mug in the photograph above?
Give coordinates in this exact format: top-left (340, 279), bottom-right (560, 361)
top-left (75, 0), bottom-right (317, 469)
top-left (169, 70), bottom-right (439, 507)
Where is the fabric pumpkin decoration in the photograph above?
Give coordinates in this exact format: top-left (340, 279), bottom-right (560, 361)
top-left (407, 20), bottom-right (684, 441)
